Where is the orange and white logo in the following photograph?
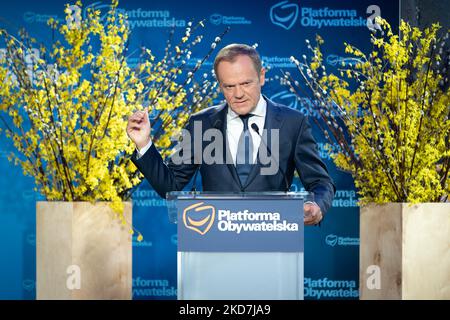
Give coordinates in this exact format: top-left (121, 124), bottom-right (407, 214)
top-left (182, 202), bottom-right (215, 235)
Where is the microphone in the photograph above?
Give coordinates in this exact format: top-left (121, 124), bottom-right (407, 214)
top-left (212, 119), bottom-right (223, 130)
top-left (251, 123), bottom-right (290, 192)
top-left (191, 119), bottom-right (223, 192)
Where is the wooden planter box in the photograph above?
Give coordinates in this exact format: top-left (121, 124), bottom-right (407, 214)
top-left (360, 203), bottom-right (450, 300)
top-left (36, 201), bottom-right (132, 300)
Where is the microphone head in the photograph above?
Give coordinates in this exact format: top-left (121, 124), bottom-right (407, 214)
top-left (213, 119), bottom-right (223, 129)
top-left (251, 123), bottom-right (260, 134)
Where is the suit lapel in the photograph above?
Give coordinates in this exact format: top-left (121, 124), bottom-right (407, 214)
top-left (208, 103), bottom-right (242, 188)
top-left (242, 97), bottom-right (284, 188)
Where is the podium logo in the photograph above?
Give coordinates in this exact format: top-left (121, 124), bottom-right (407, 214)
top-left (183, 202), bottom-right (215, 235)
top-left (270, 1), bottom-right (299, 30)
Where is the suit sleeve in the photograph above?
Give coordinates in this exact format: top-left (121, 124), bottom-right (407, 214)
top-left (130, 118), bottom-right (199, 199)
top-left (294, 116), bottom-right (336, 215)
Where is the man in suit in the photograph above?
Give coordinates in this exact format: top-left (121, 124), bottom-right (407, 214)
top-left (127, 44), bottom-right (335, 225)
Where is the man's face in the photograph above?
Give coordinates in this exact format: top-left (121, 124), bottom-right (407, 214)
top-left (217, 54), bottom-right (265, 115)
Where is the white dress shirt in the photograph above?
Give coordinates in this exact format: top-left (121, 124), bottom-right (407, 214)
top-left (226, 95), bottom-right (266, 165)
top-left (136, 94), bottom-right (267, 164)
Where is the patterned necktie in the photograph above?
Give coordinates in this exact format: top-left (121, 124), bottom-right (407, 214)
top-left (236, 114), bottom-right (254, 186)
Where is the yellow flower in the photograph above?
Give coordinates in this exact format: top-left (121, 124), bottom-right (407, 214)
top-left (297, 18), bottom-right (450, 204)
top-left (0, 0), bottom-right (224, 243)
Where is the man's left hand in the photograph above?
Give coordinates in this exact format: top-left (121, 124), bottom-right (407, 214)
top-left (304, 202), bottom-right (323, 225)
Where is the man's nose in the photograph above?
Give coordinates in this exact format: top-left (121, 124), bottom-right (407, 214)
top-left (233, 85), bottom-right (244, 98)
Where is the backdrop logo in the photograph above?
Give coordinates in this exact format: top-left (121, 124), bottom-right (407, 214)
top-left (84, 1), bottom-right (113, 21)
top-left (22, 279), bottom-right (35, 292)
top-left (23, 12), bottom-right (60, 24)
top-left (304, 277), bottom-right (358, 299)
top-left (270, 90), bottom-right (298, 109)
top-left (300, 7), bottom-right (367, 29)
top-left (86, 2), bottom-right (185, 28)
top-left (182, 202), bottom-right (215, 235)
top-left (325, 234), bottom-right (338, 246)
top-left (333, 189), bottom-right (358, 207)
top-left (326, 54), bottom-right (363, 67)
top-left (132, 235), bottom-right (153, 247)
top-left (209, 13), bottom-right (251, 25)
top-left (210, 14), bottom-right (223, 25)
top-left (270, 1), bottom-right (299, 30)
top-left (262, 56), bottom-right (296, 68)
top-left (316, 142), bottom-right (338, 160)
top-left (270, 91), bottom-right (326, 119)
top-left (325, 234), bottom-right (359, 246)
top-left (132, 277), bottom-right (176, 298)
top-left (26, 233), bottom-right (36, 246)
top-left (170, 234), bottom-right (178, 245)
top-left (187, 57), bottom-right (213, 68)
top-left (22, 190), bottom-right (35, 201)
top-left (132, 188), bottom-right (167, 207)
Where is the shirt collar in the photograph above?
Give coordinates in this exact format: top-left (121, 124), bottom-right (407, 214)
top-left (227, 94), bottom-right (266, 120)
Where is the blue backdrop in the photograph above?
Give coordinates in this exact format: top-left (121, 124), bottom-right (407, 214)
top-left (0, 0), bottom-right (399, 300)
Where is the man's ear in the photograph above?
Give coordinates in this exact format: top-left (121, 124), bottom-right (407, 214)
top-left (217, 79), bottom-right (225, 94)
top-left (259, 67), bottom-right (266, 86)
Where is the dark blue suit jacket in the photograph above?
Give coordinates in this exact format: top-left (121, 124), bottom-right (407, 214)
top-left (132, 97), bottom-right (335, 214)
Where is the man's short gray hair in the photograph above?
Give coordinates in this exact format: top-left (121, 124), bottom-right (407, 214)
top-left (213, 44), bottom-right (262, 81)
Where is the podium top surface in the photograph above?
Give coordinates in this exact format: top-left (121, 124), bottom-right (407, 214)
top-left (167, 191), bottom-right (313, 200)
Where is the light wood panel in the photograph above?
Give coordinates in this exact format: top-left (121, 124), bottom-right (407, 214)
top-left (36, 202), bottom-right (132, 300)
top-left (360, 203), bottom-right (450, 300)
